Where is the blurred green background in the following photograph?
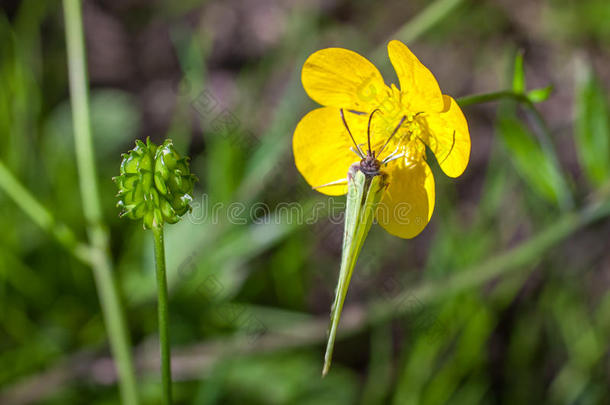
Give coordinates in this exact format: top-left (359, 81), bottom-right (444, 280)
top-left (1, 0), bottom-right (610, 404)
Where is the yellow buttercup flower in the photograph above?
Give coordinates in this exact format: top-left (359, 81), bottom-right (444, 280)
top-left (293, 40), bottom-right (471, 238)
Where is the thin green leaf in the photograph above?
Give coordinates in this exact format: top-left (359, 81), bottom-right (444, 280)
top-left (527, 85), bottom-right (553, 103)
top-left (574, 65), bottom-right (610, 187)
top-left (497, 116), bottom-right (566, 206)
top-left (512, 50), bottom-right (525, 94)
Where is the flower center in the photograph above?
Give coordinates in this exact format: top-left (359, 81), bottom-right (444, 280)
top-left (376, 113), bottom-right (426, 167)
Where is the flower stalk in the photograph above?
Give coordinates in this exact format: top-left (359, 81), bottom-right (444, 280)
top-left (62, 0), bottom-right (139, 403)
top-left (115, 138), bottom-right (195, 404)
top-left (153, 225), bottom-right (172, 404)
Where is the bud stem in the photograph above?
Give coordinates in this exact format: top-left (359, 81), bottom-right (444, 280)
top-left (152, 225), bottom-right (173, 404)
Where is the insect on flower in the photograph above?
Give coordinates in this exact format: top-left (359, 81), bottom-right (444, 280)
top-left (294, 39), bottom-right (470, 238)
top-left (292, 40), bottom-right (471, 375)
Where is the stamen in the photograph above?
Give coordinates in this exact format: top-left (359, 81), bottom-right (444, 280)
top-left (380, 143), bottom-right (403, 163)
top-left (382, 153), bottom-right (406, 165)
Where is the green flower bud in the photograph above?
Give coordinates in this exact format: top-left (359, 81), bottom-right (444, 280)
top-left (114, 138), bottom-right (196, 229)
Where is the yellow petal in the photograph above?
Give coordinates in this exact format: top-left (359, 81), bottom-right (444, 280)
top-left (302, 47), bottom-right (388, 111)
top-left (293, 107), bottom-right (367, 196)
top-left (420, 95), bottom-right (471, 178)
top-left (376, 159), bottom-right (435, 239)
top-left (387, 40), bottom-right (444, 113)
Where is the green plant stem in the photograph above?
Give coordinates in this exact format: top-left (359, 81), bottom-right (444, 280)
top-left (62, 0), bottom-right (138, 404)
top-left (458, 89), bottom-right (575, 209)
top-left (458, 89), bottom-right (575, 210)
top-left (0, 160), bottom-right (90, 264)
top-left (457, 90), bottom-right (530, 107)
top-left (152, 225), bottom-right (172, 405)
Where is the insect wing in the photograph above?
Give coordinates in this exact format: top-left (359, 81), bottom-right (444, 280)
top-left (323, 169), bottom-right (386, 375)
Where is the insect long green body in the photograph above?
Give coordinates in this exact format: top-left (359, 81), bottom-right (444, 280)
top-left (323, 165), bottom-right (387, 376)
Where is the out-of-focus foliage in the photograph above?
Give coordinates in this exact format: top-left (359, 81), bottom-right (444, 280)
top-left (496, 116), bottom-right (567, 207)
top-left (0, 0), bottom-right (610, 404)
top-left (574, 65), bottom-right (610, 188)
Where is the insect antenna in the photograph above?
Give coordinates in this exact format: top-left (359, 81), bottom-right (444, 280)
top-left (377, 112), bottom-right (425, 158)
top-left (340, 108), bottom-right (364, 158)
top-left (367, 108), bottom-right (382, 156)
top-left (377, 115), bottom-right (406, 157)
